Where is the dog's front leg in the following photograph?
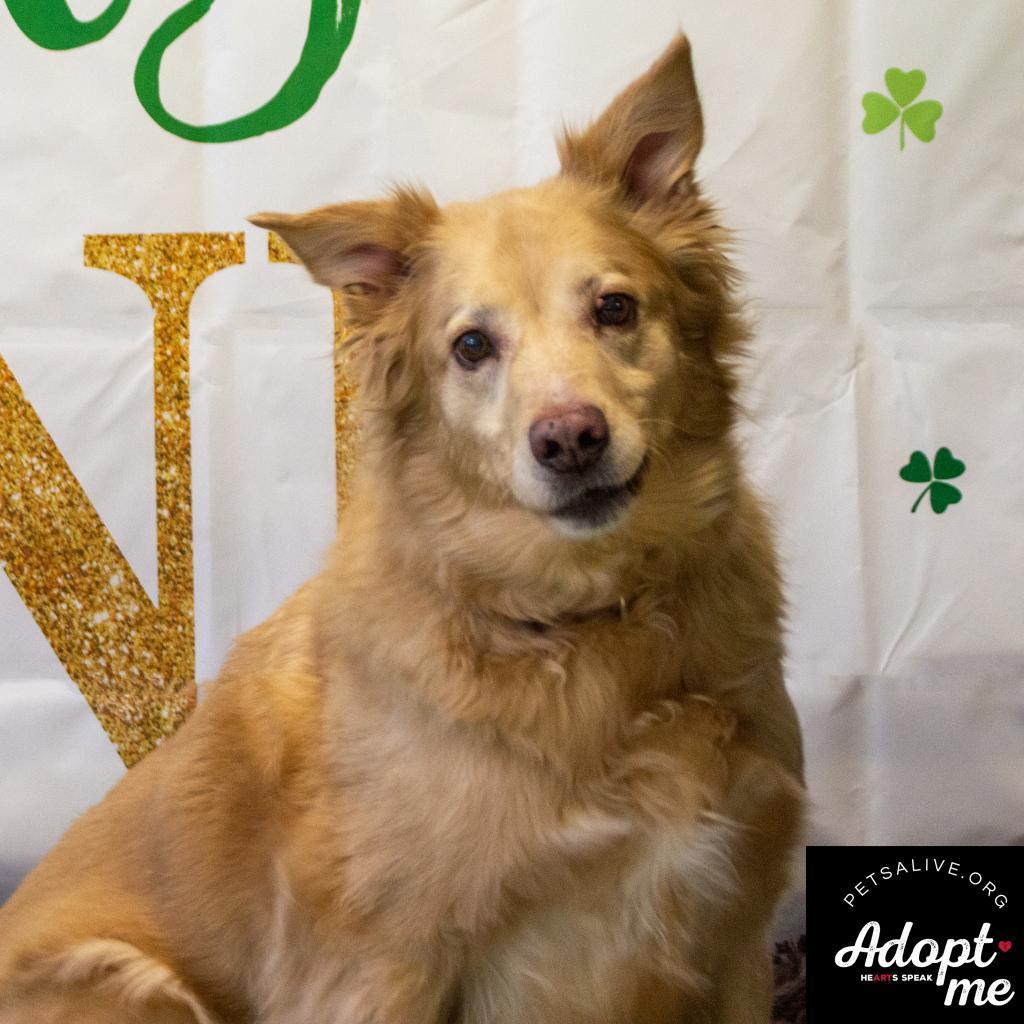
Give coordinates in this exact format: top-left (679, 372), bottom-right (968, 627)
top-left (257, 943), bottom-right (460, 1024)
top-left (702, 741), bottom-right (804, 1024)
top-left (457, 696), bottom-right (737, 1024)
top-left (689, 670), bottom-right (803, 1022)
top-left (614, 696), bottom-right (803, 1024)
top-left (348, 955), bottom-right (459, 1024)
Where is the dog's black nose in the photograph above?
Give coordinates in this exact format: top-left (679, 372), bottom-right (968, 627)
top-left (529, 404), bottom-right (609, 473)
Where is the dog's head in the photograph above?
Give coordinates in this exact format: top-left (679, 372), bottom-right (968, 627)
top-left (253, 35), bottom-right (745, 604)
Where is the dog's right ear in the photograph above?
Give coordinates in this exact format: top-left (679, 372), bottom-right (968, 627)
top-left (249, 188), bottom-right (438, 324)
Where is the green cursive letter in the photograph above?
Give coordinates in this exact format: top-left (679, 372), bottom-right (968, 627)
top-left (134, 0), bottom-right (362, 143)
top-left (4, 0), bottom-right (130, 50)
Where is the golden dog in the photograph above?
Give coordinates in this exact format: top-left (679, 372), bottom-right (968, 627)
top-left (0, 34), bottom-right (804, 1024)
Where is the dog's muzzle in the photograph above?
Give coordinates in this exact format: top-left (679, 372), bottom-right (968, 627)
top-left (549, 456), bottom-right (648, 530)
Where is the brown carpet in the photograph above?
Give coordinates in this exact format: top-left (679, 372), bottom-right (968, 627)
top-left (772, 936), bottom-right (807, 1024)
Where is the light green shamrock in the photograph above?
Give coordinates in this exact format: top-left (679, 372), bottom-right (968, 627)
top-left (862, 68), bottom-right (943, 151)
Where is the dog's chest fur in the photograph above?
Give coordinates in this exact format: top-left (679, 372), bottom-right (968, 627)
top-left (249, 587), bottom-right (705, 1021)
top-left (334, 601), bottom-right (685, 891)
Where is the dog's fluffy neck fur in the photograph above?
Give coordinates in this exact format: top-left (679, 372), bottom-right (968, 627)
top-left (312, 426), bottom-right (777, 778)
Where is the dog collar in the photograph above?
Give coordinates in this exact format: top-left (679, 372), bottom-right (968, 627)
top-left (511, 594), bottom-right (630, 633)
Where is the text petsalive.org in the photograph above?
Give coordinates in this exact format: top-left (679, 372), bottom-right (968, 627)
top-left (843, 856), bottom-right (1008, 910)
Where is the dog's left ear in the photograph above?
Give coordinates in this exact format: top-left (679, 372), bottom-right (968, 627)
top-left (558, 33), bottom-right (703, 206)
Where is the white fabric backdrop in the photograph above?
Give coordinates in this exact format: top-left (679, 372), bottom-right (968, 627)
top-left (2, 0), bottom-right (1022, 912)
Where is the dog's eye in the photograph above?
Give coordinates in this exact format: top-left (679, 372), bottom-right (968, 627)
top-left (453, 330), bottom-right (495, 368)
top-left (595, 293), bottom-right (636, 327)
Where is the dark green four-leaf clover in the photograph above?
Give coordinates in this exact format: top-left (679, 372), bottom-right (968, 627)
top-left (899, 447), bottom-right (965, 513)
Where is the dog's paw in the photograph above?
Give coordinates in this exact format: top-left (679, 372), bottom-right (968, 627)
top-left (621, 697), bottom-right (737, 820)
top-left (632, 696), bottom-right (737, 748)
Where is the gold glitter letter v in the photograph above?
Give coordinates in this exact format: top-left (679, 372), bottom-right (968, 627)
top-left (0, 233), bottom-right (244, 765)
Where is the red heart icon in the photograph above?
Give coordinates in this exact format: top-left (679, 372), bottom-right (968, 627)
top-left (998, 941), bottom-right (1012, 953)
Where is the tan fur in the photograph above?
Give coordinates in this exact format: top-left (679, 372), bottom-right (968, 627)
top-left (0, 34), bottom-right (804, 1023)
